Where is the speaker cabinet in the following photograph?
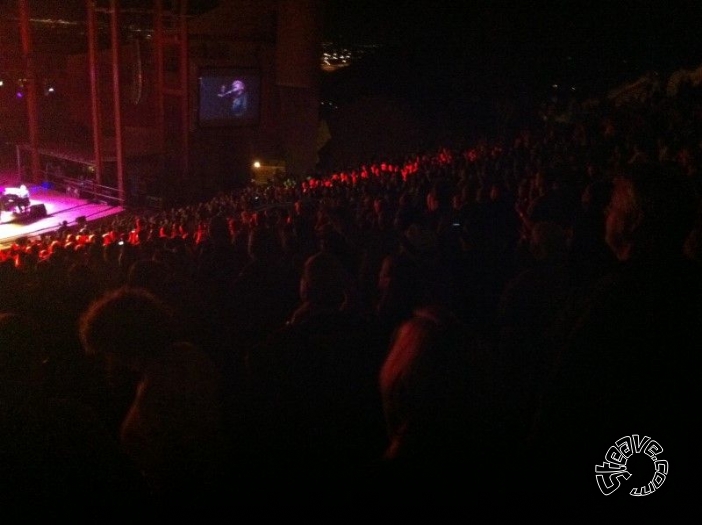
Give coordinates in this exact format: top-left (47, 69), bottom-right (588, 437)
top-left (29, 203), bottom-right (47, 218)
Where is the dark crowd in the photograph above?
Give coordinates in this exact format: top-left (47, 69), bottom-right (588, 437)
top-left (2, 74), bottom-right (702, 518)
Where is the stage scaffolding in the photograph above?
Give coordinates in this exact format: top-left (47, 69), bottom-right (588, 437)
top-left (10, 1), bottom-right (190, 196)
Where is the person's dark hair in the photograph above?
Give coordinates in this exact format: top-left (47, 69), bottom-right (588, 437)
top-left (126, 259), bottom-right (169, 294)
top-left (248, 225), bottom-right (282, 262)
top-left (208, 214), bottom-right (231, 243)
top-left (621, 161), bottom-right (699, 254)
top-left (584, 179), bottom-right (614, 213)
top-left (78, 286), bottom-right (177, 361)
top-left (299, 250), bottom-right (348, 306)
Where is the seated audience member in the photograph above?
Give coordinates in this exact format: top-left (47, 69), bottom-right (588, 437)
top-left (78, 287), bottom-right (229, 505)
top-left (530, 162), bottom-right (702, 503)
top-left (368, 304), bottom-right (502, 504)
top-left (243, 250), bottom-right (387, 491)
top-left (376, 222), bottom-right (453, 339)
top-left (568, 178), bottom-right (617, 285)
top-left (0, 312), bottom-right (147, 517)
top-left (495, 221), bottom-right (571, 440)
top-left (227, 224), bottom-right (299, 350)
top-left (523, 165), bottom-right (576, 232)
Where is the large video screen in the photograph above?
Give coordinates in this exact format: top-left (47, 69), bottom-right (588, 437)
top-left (198, 68), bottom-right (261, 127)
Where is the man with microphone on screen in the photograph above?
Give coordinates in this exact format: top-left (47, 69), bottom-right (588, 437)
top-left (218, 79), bottom-right (248, 117)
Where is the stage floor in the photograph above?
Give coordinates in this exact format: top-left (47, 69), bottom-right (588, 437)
top-left (1, 170), bottom-right (125, 250)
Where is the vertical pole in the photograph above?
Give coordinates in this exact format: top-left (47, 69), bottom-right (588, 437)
top-left (109, 0), bottom-right (125, 203)
top-left (179, 0), bottom-right (189, 179)
top-left (15, 144), bottom-right (22, 183)
top-left (87, 0), bottom-right (104, 186)
top-left (18, 0), bottom-right (41, 184)
top-left (154, 0), bottom-right (166, 177)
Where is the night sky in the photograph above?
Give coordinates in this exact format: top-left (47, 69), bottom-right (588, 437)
top-left (322, 4), bottom-right (702, 98)
top-left (320, 3), bottom-right (702, 142)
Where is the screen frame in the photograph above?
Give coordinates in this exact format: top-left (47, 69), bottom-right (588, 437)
top-left (196, 67), bottom-right (261, 128)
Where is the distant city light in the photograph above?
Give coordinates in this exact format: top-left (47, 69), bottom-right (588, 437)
top-left (321, 42), bottom-right (381, 71)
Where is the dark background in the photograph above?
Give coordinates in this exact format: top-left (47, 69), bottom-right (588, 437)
top-left (2, 2), bottom-right (702, 168)
top-left (322, 4), bottom-right (702, 85)
top-left (318, 4), bottom-right (702, 164)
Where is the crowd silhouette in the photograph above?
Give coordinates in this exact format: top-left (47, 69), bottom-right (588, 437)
top-left (2, 67), bottom-right (701, 516)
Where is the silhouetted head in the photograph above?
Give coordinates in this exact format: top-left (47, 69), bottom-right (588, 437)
top-left (605, 163), bottom-right (698, 260)
top-left (79, 287), bottom-right (178, 370)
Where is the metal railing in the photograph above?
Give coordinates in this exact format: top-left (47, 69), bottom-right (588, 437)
top-left (48, 174), bottom-right (125, 207)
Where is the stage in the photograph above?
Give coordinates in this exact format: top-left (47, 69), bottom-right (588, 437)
top-left (0, 169), bottom-right (125, 250)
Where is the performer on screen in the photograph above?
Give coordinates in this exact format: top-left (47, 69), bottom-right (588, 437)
top-left (217, 79), bottom-right (248, 117)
